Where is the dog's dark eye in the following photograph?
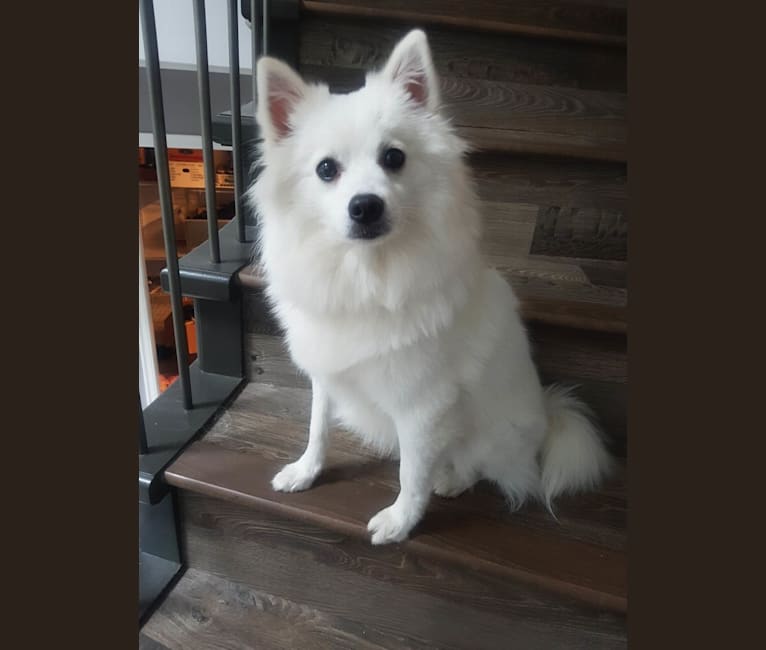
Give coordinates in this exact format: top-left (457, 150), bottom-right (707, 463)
top-left (316, 158), bottom-right (339, 182)
top-left (381, 148), bottom-right (405, 171)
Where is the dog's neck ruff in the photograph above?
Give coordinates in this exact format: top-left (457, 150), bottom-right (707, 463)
top-left (264, 248), bottom-right (483, 376)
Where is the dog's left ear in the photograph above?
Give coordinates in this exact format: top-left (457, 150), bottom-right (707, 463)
top-left (382, 30), bottom-right (440, 112)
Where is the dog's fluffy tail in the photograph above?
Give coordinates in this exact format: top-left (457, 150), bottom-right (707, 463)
top-left (540, 384), bottom-right (614, 508)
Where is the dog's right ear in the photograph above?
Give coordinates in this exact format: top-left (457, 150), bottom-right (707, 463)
top-left (382, 29), bottom-right (440, 112)
top-left (256, 57), bottom-right (307, 144)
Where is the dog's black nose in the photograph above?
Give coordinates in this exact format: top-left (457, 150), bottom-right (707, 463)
top-left (348, 194), bottom-right (385, 224)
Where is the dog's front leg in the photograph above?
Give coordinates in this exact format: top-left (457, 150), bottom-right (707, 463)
top-left (272, 378), bottom-right (330, 492)
top-left (367, 407), bottom-right (453, 545)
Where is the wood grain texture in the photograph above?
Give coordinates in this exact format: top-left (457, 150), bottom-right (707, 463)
top-left (530, 206), bottom-right (627, 260)
top-left (301, 0), bottom-right (627, 46)
top-left (168, 442), bottom-right (628, 612)
top-left (299, 18), bottom-right (625, 160)
top-left (515, 276), bottom-right (625, 330)
top-left (578, 258), bottom-right (627, 288)
top-left (447, 77), bottom-right (623, 156)
top-left (165, 381), bottom-right (627, 612)
top-left (470, 156), bottom-right (628, 330)
top-left (520, 295), bottom-right (624, 333)
top-left (459, 125), bottom-right (624, 160)
top-left (297, 75), bottom-right (625, 160)
top-left (505, 255), bottom-right (626, 290)
top-left (305, 72), bottom-right (626, 160)
top-left (142, 568), bottom-right (409, 650)
top-left (173, 494), bottom-right (627, 649)
top-left (300, 16), bottom-right (627, 92)
top-left (477, 160), bottom-right (629, 332)
top-left (529, 322), bottom-right (626, 384)
top-left (471, 154), bottom-right (626, 212)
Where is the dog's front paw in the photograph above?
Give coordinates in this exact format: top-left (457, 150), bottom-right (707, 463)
top-left (367, 503), bottom-right (416, 545)
top-left (271, 460), bottom-right (320, 493)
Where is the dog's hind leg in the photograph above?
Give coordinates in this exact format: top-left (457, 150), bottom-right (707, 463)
top-left (481, 441), bottom-right (542, 511)
top-left (433, 457), bottom-right (478, 498)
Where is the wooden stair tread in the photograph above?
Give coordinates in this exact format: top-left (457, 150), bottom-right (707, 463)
top-left (301, 0), bottom-right (627, 47)
top-left (459, 125), bottom-right (623, 161)
top-left (165, 381), bottom-right (626, 612)
top-left (514, 281), bottom-right (625, 333)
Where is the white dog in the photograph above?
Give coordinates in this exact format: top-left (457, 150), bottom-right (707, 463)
top-left (248, 30), bottom-right (613, 545)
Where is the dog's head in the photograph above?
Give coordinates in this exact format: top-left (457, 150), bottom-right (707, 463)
top-left (253, 30), bottom-right (472, 246)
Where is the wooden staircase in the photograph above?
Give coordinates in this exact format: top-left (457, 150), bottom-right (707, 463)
top-left (141, 1), bottom-right (627, 647)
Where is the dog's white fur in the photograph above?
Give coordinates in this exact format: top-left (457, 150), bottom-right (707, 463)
top-left (248, 30), bottom-right (614, 545)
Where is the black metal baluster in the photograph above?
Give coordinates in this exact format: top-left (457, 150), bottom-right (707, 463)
top-left (192, 0), bottom-right (221, 263)
top-left (262, 0), bottom-right (270, 54)
top-left (228, 0), bottom-right (246, 243)
top-left (139, 0), bottom-right (193, 410)
top-left (251, 0), bottom-right (259, 106)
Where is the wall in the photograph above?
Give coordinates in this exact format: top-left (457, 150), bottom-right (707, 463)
top-left (139, 0), bottom-right (255, 73)
top-left (139, 1), bottom-right (257, 147)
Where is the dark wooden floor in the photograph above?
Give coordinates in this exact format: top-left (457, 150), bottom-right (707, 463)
top-left (141, 568), bottom-right (411, 650)
top-left (144, 562), bottom-right (627, 649)
top-left (142, 558), bottom-right (626, 649)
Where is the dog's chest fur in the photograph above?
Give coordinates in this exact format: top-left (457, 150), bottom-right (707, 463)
top-left (281, 299), bottom-right (448, 403)
top-left (271, 269), bottom-right (514, 446)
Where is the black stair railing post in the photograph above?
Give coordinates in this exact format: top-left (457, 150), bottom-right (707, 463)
top-left (140, 0), bottom-right (193, 410)
top-left (251, 0), bottom-right (260, 104)
top-left (192, 0), bottom-right (222, 263)
top-left (228, 0), bottom-right (247, 243)
top-left (262, 0), bottom-right (270, 54)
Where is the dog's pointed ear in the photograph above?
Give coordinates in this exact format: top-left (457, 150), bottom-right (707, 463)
top-left (382, 30), bottom-right (440, 111)
top-left (256, 57), bottom-right (307, 144)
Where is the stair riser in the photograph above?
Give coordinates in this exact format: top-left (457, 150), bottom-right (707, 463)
top-left (178, 491), bottom-right (627, 649)
top-left (301, 3), bottom-right (626, 49)
top-left (300, 16), bottom-right (626, 93)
